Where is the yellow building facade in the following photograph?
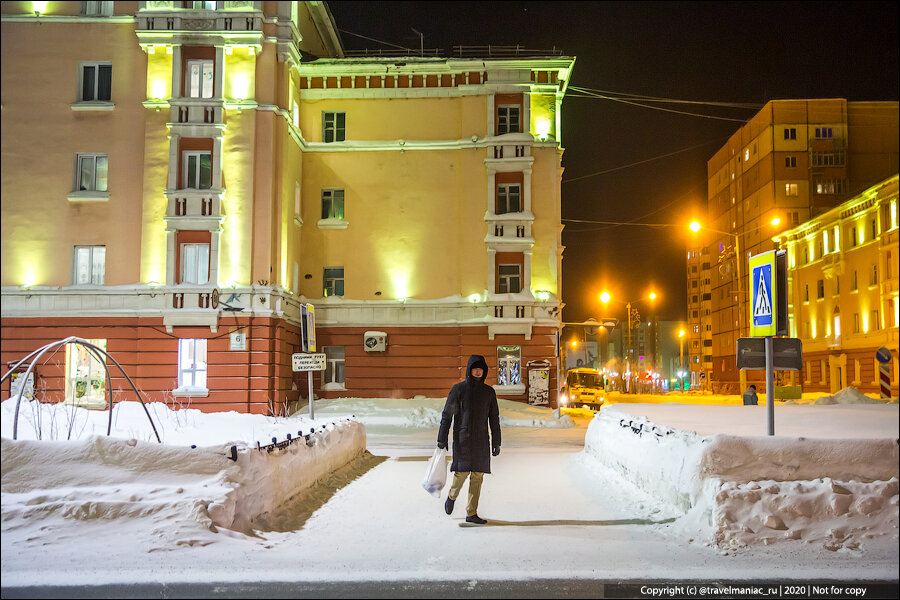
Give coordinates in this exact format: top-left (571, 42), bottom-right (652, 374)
top-left (773, 175), bottom-right (899, 395)
top-left (1, 1), bottom-right (574, 410)
top-left (688, 99), bottom-right (899, 392)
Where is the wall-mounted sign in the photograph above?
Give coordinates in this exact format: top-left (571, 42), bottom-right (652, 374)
top-left (229, 331), bottom-right (246, 351)
top-left (292, 353), bottom-right (326, 372)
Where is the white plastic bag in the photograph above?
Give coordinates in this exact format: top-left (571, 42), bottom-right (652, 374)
top-left (422, 447), bottom-right (448, 497)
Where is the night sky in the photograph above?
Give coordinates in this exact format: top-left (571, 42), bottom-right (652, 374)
top-left (326, 1), bottom-right (900, 323)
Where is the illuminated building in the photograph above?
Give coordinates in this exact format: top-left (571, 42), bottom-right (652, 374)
top-left (687, 99), bottom-right (899, 392)
top-left (773, 175), bottom-right (898, 394)
top-left (1, 1), bottom-right (574, 411)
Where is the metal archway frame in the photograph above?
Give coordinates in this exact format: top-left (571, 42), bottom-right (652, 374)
top-left (1, 336), bottom-right (161, 442)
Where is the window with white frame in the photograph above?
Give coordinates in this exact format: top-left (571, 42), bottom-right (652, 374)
top-left (321, 189), bottom-right (344, 219)
top-left (79, 62), bottom-right (112, 102)
top-left (497, 264), bottom-right (521, 294)
top-left (497, 345), bottom-right (521, 386)
top-left (75, 153), bottom-right (108, 192)
top-left (496, 184), bottom-right (521, 214)
top-left (73, 245), bottom-right (105, 285)
top-left (323, 267), bottom-right (344, 297)
top-left (322, 346), bottom-right (345, 389)
top-left (178, 338), bottom-right (207, 390)
top-left (322, 111), bottom-right (345, 142)
top-left (81, 1), bottom-right (114, 15)
top-left (497, 105), bottom-right (520, 135)
top-left (180, 243), bottom-right (210, 284)
top-left (186, 60), bottom-right (214, 99)
top-left (182, 151), bottom-right (212, 189)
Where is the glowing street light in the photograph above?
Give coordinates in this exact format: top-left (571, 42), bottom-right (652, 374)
top-left (601, 291), bottom-right (658, 392)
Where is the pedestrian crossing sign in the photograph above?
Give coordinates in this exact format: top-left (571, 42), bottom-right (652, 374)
top-left (749, 251), bottom-right (777, 337)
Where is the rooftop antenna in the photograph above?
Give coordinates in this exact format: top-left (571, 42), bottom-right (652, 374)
top-left (411, 27), bottom-right (424, 56)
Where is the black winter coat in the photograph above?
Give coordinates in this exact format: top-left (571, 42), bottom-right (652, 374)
top-left (437, 355), bottom-right (501, 473)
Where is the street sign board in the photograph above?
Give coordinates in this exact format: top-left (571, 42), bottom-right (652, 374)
top-left (736, 337), bottom-right (803, 371)
top-left (876, 346), bottom-right (892, 364)
top-left (749, 251), bottom-right (776, 336)
top-left (292, 353), bottom-right (326, 372)
top-left (229, 331), bottom-right (246, 351)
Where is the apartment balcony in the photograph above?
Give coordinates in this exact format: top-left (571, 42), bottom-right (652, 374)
top-left (135, 2), bottom-right (263, 49)
top-left (169, 98), bottom-right (224, 130)
top-left (163, 188), bottom-right (225, 231)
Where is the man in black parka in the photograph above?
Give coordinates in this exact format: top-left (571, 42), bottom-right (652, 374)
top-left (437, 354), bottom-right (501, 525)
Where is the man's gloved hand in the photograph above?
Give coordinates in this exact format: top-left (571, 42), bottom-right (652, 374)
top-left (437, 441), bottom-right (448, 450)
top-left (492, 446), bottom-right (500, 456)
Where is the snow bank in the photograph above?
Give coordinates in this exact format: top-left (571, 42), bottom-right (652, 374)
top-left (584, 403), bottom-right (899, 549)
top-left (1, 398), bottom-right (367, 540)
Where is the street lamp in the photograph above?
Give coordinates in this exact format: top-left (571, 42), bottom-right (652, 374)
top-left (600, 291), bottom-right (657, 392)
top-left (678, 328), bottom-right (685, 391)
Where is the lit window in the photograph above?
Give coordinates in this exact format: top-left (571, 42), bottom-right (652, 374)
top-left (81, 1), bottom-right (113, 15)
top-left (180, 243), bottom-right (210, 284)
top-left (186, 60), bottom-right (214, 99)
top-left (498, 264), bottom-right (521, 294)
top-left (73, 245), bottom-right (105, 285)
top-left (65, 339), bottom-right (107, 406)
top-left (75, 154), bottom-right (108, 192)
top-left (497, 345), bottom-right (521, 385)
top-left (182, 151), bottom-right (212, 189)
top-left (321, 189), bottom-right (345, 219)
top-left (497, 184), bottom-right (521, 214)
top-left (784, 183), bottom-right (798, 197)
top-left (323, 111), bottom-right (346, 143)
top-left (497, 105), bottom-right (520, 135)
top-left (79, 62), bottom-right (112, 101)
top-left (323, 346), bottom-right (345, 388)
top-left (178, 338), bottom-right (207, 389)
top-left (323, 267), bottom-right (344, 297)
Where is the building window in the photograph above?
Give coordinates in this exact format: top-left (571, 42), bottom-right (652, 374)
top-left (851, 270), bottom-right (858, 291)
top-left (817, 279), bottom-right (824, 299)
top-left (323, 111), bottom-right (346, 143)
top-left (185, 60), bottom-right (214, 99)
top-left (783, 127), bottom-right (796, 140)
top-left (871, 218), bottom-right (878, 240)
top-left (497, 105), bottom-right (520, 135)
top-left (850, 226), bottom-right (857, 247)
top-left (785, 183), bottom-right (798, 197)
top-left (871, 310), bottom-right (880, 331)
top-left (178, 338), bottom-right (207, 390)
top-left (853, 313), bottom-right (860, 334)
top-left (322, 346), bottom-right (345, 389)
top-left (497, 345), bottom-right (521, 385)
top-left (811, 150), bottom-right (845, 167)
top-left (784, 156), bottom-right (797, 168)
top-left (323, 267), bottom-right (344, 297)
top-left (180, 243), bottom-right (210, 284)
top-left (815, 179), bottom-right (847, 195)
top-left (182, 151), bottom-right (212, 189)
top-left (870, 264), bottom-right (878, 286)
top-left (65, 339), bottom-right (107, 406)
top-left (887, 251), bottom-right (894, 280)
top-left (79, 62), bottom-right (112, 102)
top-left (321, 189), bottom-right (345, 219)
top-left (75, 153), bottom-right (108, 192)
top-left (498, 264), bottom-right (521, 294)
top-left (294, 182), bottom-right (302, 225)
top-left (814, 126), bottom-right (833, 139)
top-left (788, 211), bottom-right (800, 226)
top-left (803, 284), bottom-right (808, 302)
top-left (73, 245), bottom-right (105, 285)
top-left (497, 184), bottom-right (521, 214)
top-left (81, 1), bottom-right (113, 15)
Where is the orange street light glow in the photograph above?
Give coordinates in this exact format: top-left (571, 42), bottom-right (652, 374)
top-left (689, 221), bottom-right (702, 232)
top-left (600, 291), bottom-right (611, 303)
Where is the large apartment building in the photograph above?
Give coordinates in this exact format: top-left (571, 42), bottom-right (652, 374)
top-left (772, 175), bottom-right (898, 395)
top-left (1, 1), bottom-right (574, 412)
top-left (687, 99), bottom-right (899, 392)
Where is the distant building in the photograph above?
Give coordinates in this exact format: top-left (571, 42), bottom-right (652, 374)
top-left (0, 1), bottom-right (574, 411)
top-left (773, 175), bottom-right (898, 395)
top-left (688, 99), bottom-right (899, 392)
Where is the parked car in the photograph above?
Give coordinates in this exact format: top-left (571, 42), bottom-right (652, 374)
top-left (559, 367), bottom-right (605, 410)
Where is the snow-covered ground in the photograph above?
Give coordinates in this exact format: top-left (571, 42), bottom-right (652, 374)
top-left (1, 390), bottom-right (898, 589)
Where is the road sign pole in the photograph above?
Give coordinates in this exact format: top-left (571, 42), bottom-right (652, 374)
top-left (765, 336), bottom-right (775, 436)
top-left (308, 371), bottom-right (315, 420)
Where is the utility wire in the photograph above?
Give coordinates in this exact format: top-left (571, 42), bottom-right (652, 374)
top-left (568, 86), bottom-right (763, 109)
top-left (562, 137), bottom-right (727, 184)
top-left (568, 89), bottom-right (752, 122)
top-left (338, 28), bottom-right (414, 52)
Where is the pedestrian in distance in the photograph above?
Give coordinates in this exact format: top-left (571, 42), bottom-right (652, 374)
top-left (437, 354), bottom-right (501, 525)
top-left (743, 384), bottom-right (759, 405)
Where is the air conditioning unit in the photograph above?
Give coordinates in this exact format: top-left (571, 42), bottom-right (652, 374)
top-left (364, 331), bottom-right (387, 352)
